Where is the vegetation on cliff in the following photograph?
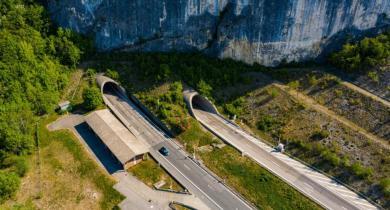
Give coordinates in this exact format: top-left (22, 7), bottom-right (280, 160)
top-left (330, 31), bottom-right (390, 72)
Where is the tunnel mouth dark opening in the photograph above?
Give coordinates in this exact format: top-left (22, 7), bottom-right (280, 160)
top-left (191, 94), bottom-right (218, 114)
top-left (102, 82), bottom-right (121, 95)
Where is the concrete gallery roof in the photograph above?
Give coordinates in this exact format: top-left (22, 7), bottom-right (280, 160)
top-left (85, 109), bottom-right (148, 164)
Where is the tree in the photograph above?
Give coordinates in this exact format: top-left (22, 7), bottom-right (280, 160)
top-left (105, 69), bottom-right (119, 80)
top-left (158, 64), bottom-right (171, 81)
top-left (197, 80), bottom-right (213, 98)
top-left (83, 87), bottom-right (103, 110)
top-left (0, 171), bottom-right (20, 203)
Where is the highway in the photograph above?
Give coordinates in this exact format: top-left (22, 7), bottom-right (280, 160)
top-left (102, 85), bottom-right (254, 210)
top-left (191, 106), bottom-right (378, 210)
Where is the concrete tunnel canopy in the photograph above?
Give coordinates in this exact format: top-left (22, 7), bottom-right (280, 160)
top-left (96, 74), bottom-right (126, 96)
top-left (183, 89), bottom-right (219, 118)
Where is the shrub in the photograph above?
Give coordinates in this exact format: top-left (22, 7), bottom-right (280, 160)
top-left (308, 75), bottom-right (319, 86)
top-left (266, 88), bottom-right (280, 98)
top-left (310, 130), bottom-right (330, 140)
top-left (379, 178), bottom-right (390, 196)
top-left (256, 115), bottom-right (282, 132)
top-left (334, 89), bottom-right (344, 97)
top-left (2, 156), bottom-right (29, 177)
top-left (157, 64), bottom-right (171, 81)
top-left (320, 150), bottom-right (340, 166)
top-left (0, 171), bottom-right (20, 203)
top-left (350, 162), bottom-right (373, 179)
top-left (224, 97), bottom-right (245, 117)
top-left (12, 157), bottom-right (29, 177)
top-left (288, 80), bottom-right (300, 90)
top-left (82, 86), bottom-right (103, 110)
top-left (197, 80), bottom-right (213, 98)
top-left (367, 71), bottom-right (379, 83)
top-left (105, 69), bottom-right (119, 80)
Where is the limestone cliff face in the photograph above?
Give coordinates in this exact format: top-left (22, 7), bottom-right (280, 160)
top-left (48, 0), bottom-right (390, 66)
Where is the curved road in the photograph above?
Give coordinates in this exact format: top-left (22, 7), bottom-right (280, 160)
top-left (192, 107), bottom-right (378, 210)
top-left (103, 85), bottom-right (254, 210)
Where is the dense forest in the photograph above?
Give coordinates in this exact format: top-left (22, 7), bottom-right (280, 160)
top-left (0, 0), bottom-right (89, 202)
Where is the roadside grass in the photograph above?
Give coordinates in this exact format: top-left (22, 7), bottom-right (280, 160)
top-left (0, 114), bottom-right (124, 209)
top-left (128, 155), bottom-right (184, 191)
top-left (39, 115), bottom-right (124, 209)
top-left (171, 203), bottom-right (192, 210)
top-left (200, 146), bottom-right (320, 210)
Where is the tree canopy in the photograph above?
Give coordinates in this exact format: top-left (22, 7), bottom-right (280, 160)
top-left (330, 31), bottom-right (390, 72)
top-left (0, 0), bottom-right (88, 201)
top-left (83, 87), bottom-right (103, 110)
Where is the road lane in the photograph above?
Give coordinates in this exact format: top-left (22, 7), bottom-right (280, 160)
top-left (193, 108), bottom-right (378, 210)
top-left (103, 87), bottom-right (254, 210)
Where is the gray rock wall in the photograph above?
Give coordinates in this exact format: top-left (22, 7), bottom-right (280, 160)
top-left (48, 0), bottom-right (390, 66)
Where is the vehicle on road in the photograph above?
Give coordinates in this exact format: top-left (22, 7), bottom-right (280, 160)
top-left (159, 147), bottom-right (169, 156)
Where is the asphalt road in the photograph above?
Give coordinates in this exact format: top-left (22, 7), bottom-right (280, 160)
top-left (103, 87), bottom-right (254, 210)
top-left (193, 108), bottom-right (378, 210)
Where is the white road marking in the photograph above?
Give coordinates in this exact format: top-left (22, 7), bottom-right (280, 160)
top-left (183, 163), bottom-right (190, 170)
top-left (303, 183), bottom-right (314, 191)
top-left (270, 161), bottom-right (280, 167)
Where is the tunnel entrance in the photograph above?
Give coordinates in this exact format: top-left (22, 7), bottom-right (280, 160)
top-left (102, 82), bottom-right (121, 95)
top-left (191, 94), bottom-right (218, 115)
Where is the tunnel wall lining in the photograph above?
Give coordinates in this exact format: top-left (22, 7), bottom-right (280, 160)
top-left (183, 89), bottom-right (219, 119)
top-left (96, 75), bottom-right (174, 137)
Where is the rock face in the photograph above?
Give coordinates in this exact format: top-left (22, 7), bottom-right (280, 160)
top-left (49, 0), bottom-right (390, 66)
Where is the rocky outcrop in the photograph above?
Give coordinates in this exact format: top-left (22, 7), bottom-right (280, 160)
top-left (48, 0), bottom-right (390, 66)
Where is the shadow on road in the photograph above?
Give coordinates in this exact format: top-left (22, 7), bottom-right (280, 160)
top-left (75, 122), bottom-right (123, 174)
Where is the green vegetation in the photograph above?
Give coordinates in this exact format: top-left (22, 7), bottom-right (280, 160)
top-left (0, 0), bottom-right (91, 202)
top-left (82, 86), bottom-right (103, 111)
top-left (0, 172), bottom-right (20, 202)
top-left (223, 97), bottom-right (245, 117)
top-left (105, 69), bottom-right (119, 80)
top-left (256, 115), bottom-right (283, 133)
top-left (197, 80), bottom-right (213, 99)
top-left (330, 31), bottom-right (390, 72)
top-left (95, 52), bottom-right (257, 91)
top-left (0, 0), bottom-right (97, 205)
top-left (379, 178), bottom-right (390, 196)
top-left (128, 156), bottom-right (184, 191)
top-left (137, 82), bottom-right (189, 134)
top-left (350, 162), bottom-right (373, 179)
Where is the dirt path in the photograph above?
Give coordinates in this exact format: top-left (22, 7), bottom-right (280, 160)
top-left (340, 81), bottom-right (390, 108)
top-left (274, 83), bottom-right (390, 150)
top-left (61, 69), bottom-right (84, 101)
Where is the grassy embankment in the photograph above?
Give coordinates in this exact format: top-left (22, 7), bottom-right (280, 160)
top-left (0, 70), bottom-right (123, 209)
top-left (128, 155), bottom-right (184, 192)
